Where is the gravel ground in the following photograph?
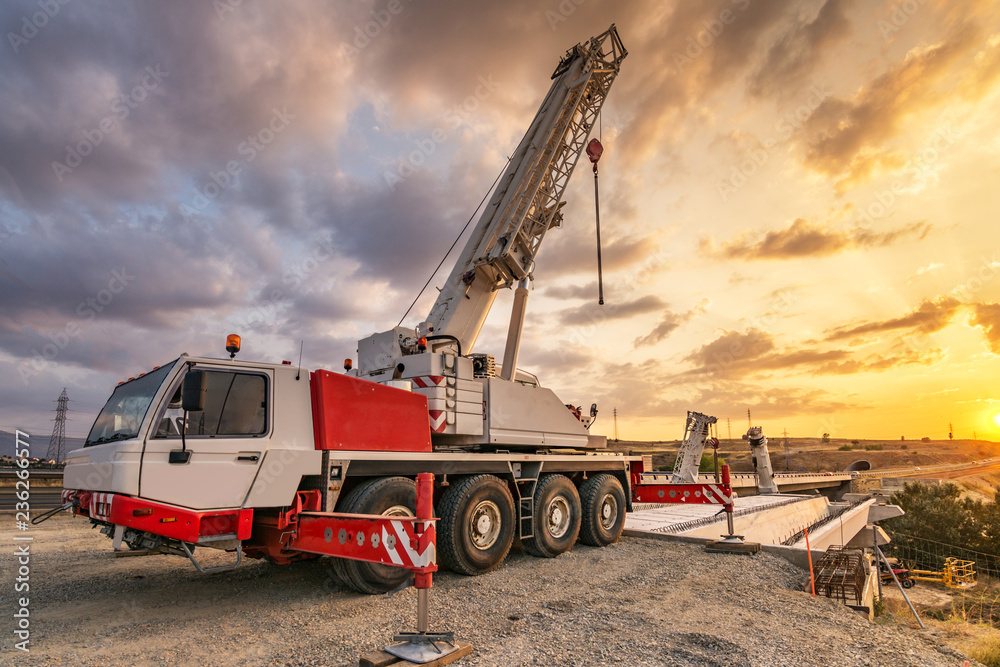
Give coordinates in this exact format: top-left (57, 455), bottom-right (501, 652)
top-left (0, 515), bottom-right (980, 666)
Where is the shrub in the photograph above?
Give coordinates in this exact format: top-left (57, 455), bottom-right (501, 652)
top-left (921, 437), bottom-right (930, 442)
top-left (864, 444), bottom-right (884, 451)
top-left (971, 636), bottom-right (1000, 667)
top-left (872, 594), bottom-right (885, 618)
top-left (838, 444), bottom-right (853, 451)
top-left (669, 453), bottom-right (726, 474)
top-left (851, 440), bottom-right (860, 445)
top-left (900, 444), bottom-right (908, 450)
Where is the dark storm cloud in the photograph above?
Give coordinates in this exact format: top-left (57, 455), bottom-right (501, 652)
top-left (0, 2), bottom-right (355, 212)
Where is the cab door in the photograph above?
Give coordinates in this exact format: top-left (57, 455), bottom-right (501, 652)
top-left (140, 363), bottom-right (271, 510)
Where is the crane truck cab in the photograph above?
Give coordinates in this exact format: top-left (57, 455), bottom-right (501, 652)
top-left (66, 355), bottom-right (319, 512)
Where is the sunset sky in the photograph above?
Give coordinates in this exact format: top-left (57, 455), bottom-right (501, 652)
top-left (1, 0), bottom-right (999, 445)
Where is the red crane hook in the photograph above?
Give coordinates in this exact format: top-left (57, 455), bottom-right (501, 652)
top-left (586, 138), bottom-right (603, 173)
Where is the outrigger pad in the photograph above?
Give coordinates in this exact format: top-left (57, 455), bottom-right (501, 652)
top-left (705, 539), bottom-right (761, 555)
top-left (383, 633), bottom-right (465, 665)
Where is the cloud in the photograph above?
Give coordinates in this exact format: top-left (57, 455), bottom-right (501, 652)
top-left (546, 282), bottom-right (599, 300)
top-left (683, 328), bottom-right (776, 375)
top-left (586, 356), bottom-right (860, 420)
top-left (558, 295), bottom-right (665, 326)
top-left (614, 1), bottom-right (800, 165)
top-left (680, 326), bottom-right (943, 379)
top-left (825, 296), bottom-right (962, 341)
top-left (540, 233), bottom-right (662, 279)
top-left (702, 218), bottom-right (932, 260)
top-left (747, 0), bottom-right (852, 98)
top-left (634, 299), bottom-right (709, 347)
top-left (799, 23), bottom-right (979, 184)
top-left (971, 303), bottom-right (1000, 353)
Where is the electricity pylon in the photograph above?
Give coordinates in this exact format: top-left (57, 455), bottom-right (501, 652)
top-left (45, 388), bottom-right (69, 462)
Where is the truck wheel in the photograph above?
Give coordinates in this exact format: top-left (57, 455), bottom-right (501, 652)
top-left (578, 473), bottom-right (626, 547)
top-left (438, 474), bottom-right (515, 576)
top-left (523, 474), bottom-right (581, 558)
top-left (333, 476), bottom-right (415, 594)
top-left (901, 578), bottom-right (914, 589)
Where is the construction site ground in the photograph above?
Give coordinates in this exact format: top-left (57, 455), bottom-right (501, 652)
top-left (0, 515), bottom-right (983, 667)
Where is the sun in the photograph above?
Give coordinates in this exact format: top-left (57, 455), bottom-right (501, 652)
top-left (994, 413), bottom-right (1000, 429)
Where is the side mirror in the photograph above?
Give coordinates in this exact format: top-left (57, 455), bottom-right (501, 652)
top-left (590, 403), bottom-right (598, 418)
top-left (182, 371), bottom-right (207, 412)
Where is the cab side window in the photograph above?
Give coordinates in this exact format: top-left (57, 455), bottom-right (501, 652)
top-left (155, 371), bottom-right (267, 438)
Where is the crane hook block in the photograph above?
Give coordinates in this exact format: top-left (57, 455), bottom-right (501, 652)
top-left (586, 138), bottom-right (603, 164)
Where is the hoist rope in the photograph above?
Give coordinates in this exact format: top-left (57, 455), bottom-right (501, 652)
top-left (397, 155), bottom-right (512, 327)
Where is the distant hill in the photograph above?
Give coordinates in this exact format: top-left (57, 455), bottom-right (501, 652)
top-left (0, 430), bottom-right (86, 459)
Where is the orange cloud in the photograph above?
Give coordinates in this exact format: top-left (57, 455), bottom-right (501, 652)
top-left (558, 294), bottom-right (664, 326)
top-left (971, 303), bottom-right (1000, 353)
top-left (747, 0), bottom-right (851, 98)
top-left (679, 327), bottom-right (942, 378)
top-left (634, 299), bottom-right (709, 347)
top-left (801, 24), bottom-right (977, 183)
top-left (825, 296), bottom-right (962, 341)
top-left (701, 218), bottom-right (931, 260)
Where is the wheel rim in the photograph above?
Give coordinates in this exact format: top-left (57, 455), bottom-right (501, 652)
top-left (599, 493), bottom-right (618, 530)
top-left (470, 500), bottom-right (501, 550)
top-left (546, 496), bottom-right (571, 538)
top-left (382, 505), bottom-right (413, 518)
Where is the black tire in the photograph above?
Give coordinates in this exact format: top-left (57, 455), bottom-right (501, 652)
top-left (901, 578), bottom-right (914, 589)
top-left (523, 474), bottom-right (581, 558)
top-left (438, 474), bottom-right (515, 575)
top-left (578, 473), bottom-right (626, 547)
top-left (333, 476), bottom-right (415, 594)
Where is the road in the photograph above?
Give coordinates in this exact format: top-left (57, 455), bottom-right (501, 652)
top-left (0, 486), bottom-right (63, 511)
top-left (910, 461), bottom-right (1000, 480)
top-left (855, 459), bottom-right (998, 479)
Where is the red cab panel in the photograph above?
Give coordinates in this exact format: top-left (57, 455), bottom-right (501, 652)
top-left (310, 370), bottom-right (432, 452)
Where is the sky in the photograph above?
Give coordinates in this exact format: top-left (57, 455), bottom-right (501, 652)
top-left (1, 0), bottom-right (999, 446)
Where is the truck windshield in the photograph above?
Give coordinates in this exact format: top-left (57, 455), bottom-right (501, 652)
top-left (85, 362), bottom-right (175, 446)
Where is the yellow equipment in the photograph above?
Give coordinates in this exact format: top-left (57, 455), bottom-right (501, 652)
top-left (908, 557), bottom-right (977, 589)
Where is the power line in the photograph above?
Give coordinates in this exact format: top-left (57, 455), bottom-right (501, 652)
top-left (397, 156), bottom-right (513, 327)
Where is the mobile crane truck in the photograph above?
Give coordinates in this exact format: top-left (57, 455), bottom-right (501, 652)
top-left (60, 26), bottom-right (729, 595)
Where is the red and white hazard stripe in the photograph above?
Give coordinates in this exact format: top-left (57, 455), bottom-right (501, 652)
top-left (89, 492), bottom-right (114, 519)
top-left (411, 375), bottom-right (445, 388)
top-left (428, 410), bottom-right (446, 433)
top-left (633, 482), bottom-right (734, 505)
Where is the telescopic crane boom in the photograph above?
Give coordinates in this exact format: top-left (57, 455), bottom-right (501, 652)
top-left (354, 26), bottom-right (626, 451)
top-left (357, 25), bottom-right (627, 380)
